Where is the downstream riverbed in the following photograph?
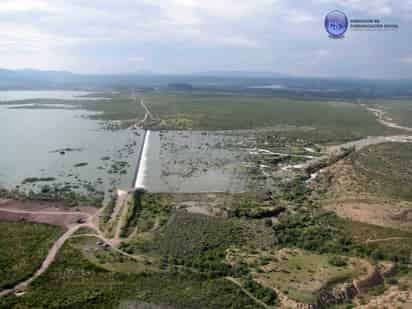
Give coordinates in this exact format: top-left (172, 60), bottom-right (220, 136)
top-left (139, 130), bottom-right (288, 193)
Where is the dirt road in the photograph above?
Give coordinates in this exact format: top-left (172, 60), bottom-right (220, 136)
top-left (0, 203), bottom-right (99, 297)
top-left (140, 99), bottom-right (154, 120)
top-left (225, 277), bottom-right (269, 309)
top-left (0, 223), bottom-right (84, 297)
top-left (0, 193), bottom-right (138, 297)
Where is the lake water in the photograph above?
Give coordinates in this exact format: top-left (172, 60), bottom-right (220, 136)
top-left (141, 130), bottom-right (263, 193)
top-left (0, 90), bottom-right (268, 197)
top-left (0, 90), bottom-right (104, 102)
top-left (0, 91), bottom-right (143, 200)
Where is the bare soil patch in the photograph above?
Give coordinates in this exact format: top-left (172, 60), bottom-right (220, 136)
top-left (320, 161), bottom-right (412, 230)
top-left (171, 193), bottom-right (230, 217)
top-left (0, 199), bottom-right (97, 228)
top-left (356, 285), bottom-right (412, 308)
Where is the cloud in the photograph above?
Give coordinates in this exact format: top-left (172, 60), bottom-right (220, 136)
top-left (0, 0), bottom-right (52, 12)
top-left (128, 56), bottom-right (145, 63)
top-left (0, 0), bottom-right (409, 78)
top-left (315, 0), bottom-right (393, 16)
top-left (287, 9), bottom-right (315, 23)
top-left (400, 56), bottom-right (412, 64)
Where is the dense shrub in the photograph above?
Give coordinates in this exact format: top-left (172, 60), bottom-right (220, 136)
top-left (243, 279), bottom-right (278, 306)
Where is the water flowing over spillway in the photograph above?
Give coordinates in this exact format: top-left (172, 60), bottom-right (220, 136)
top-left (134, 130), bottom-right (150, 189)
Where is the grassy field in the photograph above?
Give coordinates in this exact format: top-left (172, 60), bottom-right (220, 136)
top-left (132, 193), bottom-right (173, 235)
top-left (124, 211), bottom-right (249, 272)
top-left (2, 93), bottom-right (146, 122)
top-left (0, 241), bottom-right (258, 309)
top-left (7, 93), bottom-right (403, 143)
top-left (346, 220), bottom-right (412, 263)
top-left (42, 92), bottom-right (401, 140)
top-left (351, 142), bottom-right (412, 201)
top-left (142, 93), bottom-right (399, 139)
top-left (121, 208), bottom-right (274, 279)
top-left (229, 248), bottom-right (362, 304)
top-left (274, 210), bottom-right (412, 263)
top-left (82, 94), bottom-right (146, 121)
top-left (0, 221), bottom-right (62, 290)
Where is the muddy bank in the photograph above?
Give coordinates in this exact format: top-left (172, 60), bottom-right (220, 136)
top-left (0, 199), bottom-right (97, 228)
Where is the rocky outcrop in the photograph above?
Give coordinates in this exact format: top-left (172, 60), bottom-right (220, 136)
top-left (354, 266), bottom-right (383, 293)
top-left (380, 262), bottom-right (397, 278)
top-left (316, 283), bottom-right (358, 308)
top-left (231, 206), bottom-right (286, 219)
top-left (274, 260), bottom-right (391, 309)
top-left (304, 265), bottom-right (384, 308)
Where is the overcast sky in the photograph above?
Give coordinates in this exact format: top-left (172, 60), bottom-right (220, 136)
top-left (1, 0), bottom-right (411, 78)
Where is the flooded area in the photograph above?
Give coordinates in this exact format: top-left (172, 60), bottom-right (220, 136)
top-left (140, 130), bottom-right (258, 193)
top-left (136, 129), bottom-right (290, 193)
top-left (0, 90), bottom-right (310, 197)
top-left (0, 91), bottom-right (142, 200)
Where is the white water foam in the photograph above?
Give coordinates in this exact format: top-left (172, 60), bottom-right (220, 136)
top-left (135, 130), bottom-right (151, 189)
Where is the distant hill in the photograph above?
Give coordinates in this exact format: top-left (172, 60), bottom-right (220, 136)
top-left (194, 70), bottom-right (289, 78)
top-left (0, 69), bottom-right (159, 90)
top-left (0, 68), bottom-right (411, 99)
top-left (0, 69), bottom-right (78, 90)
top-left (168, 83), bottom-right (194, 91)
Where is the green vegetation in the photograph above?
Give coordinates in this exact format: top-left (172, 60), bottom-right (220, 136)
top-left (346, 220), bottom-right (412, 264)
top-left (134, 193), bottom-right (172, 233)
top-left (4, 93), bottom-right (412, 307)
top-left (124, 211), bottom-right (248, 275)
top-left (243, 278), bottom-right (278, 306)
top-left (0, 221), bottom-right (62, 290)
top-left (280, 176), bottom-right (313, 206)
top-left (142, 94), bottom-right (399, 139)
top-left (274, 211), bottom-right (353, 254)
top-left (227, 246), bottom-right (362, 304)
top-left (274, 210), bottom-right (412, 263)
top-left (328, 256), bottom-right (348, 267)
top-left (50, 147), bottom-right (83, 154)
top-left (100, 194), bottom-right (116, 225)
top-left (351, 142), bottom-right (412, 201)
top-left (372, 99), bottom-right (412, 128)
top-left (120, 193), bottom-right (140, 238)
top-left (83, 94), bottom-right (146, 121)
top-left (43, 92), bottom-right (401, 140)
top-left (69, 236), bottom-right (154, 274)
top-left (107, 161), bottom-right (130, 174)
top-left (74, 162), bottom-right (88, 167)
top-left (2, 93), bottom-right (145, 123)
top-left (73, 227), bottom-right (96, 236)
top-left (117, 193), bottom-right (173, 238)
top-left (14, 183), bottom-right (104, 208)
top-left (21, 177), bottom-right (56, 184)
top-left (6, 92), bottom-right (403, 143)
top-left (0, 243), bottom-right (257, 308)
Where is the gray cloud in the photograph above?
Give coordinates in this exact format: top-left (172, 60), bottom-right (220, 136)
top-left (0, 0), bottom-right (410, 78)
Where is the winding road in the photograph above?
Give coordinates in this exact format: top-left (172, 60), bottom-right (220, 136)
top-left (0, 224), bottom-right (84, 297)
top-left (0, 199), bottom-right (134, 297)
top-left (2, 102), bottom-right (412, 299)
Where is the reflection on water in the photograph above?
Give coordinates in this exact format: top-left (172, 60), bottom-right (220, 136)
top-left (143, 130), bottom-right (259, 193)
top-left (0, 91), bottom-right (269, 196)
top-left (0, 90), bottom-right (106, 102)
top-left (0, 94), bottom-right (142, 198)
